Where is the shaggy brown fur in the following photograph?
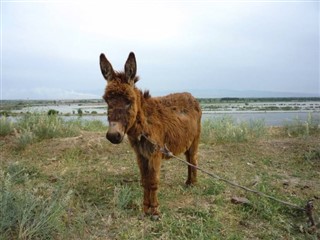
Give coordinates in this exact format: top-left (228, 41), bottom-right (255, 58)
top-left (100, 52), bottom-right (202, 217)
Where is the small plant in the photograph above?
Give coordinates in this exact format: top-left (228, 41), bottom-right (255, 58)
top-left (201, 116), bottom-right (266, 144)
top-left (15, 131), bottom-right (35, 150)
top-left (17, 113), bottom-right (80, 140)
top-left (0, 171), bottom-right (73, 239)
top-left (304, 148), bottom-right (320, 163)
top-left (113, 185), bottom-right (133, 210)
top-left (284, 113), bottom-right (320, 137)
top-left (0, 117), bottom-right (14, 136)
top-left (81, 119), bottom-right (106, 132)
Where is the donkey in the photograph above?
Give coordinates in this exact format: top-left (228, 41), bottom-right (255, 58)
top-left (99, 52), bottom-right (202, 217)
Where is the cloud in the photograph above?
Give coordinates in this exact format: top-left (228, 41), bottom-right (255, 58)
top-left (2, 1), bottom-right (319, 99)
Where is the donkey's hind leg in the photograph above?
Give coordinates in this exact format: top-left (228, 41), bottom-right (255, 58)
top-left (184, 138), bottom-right (199, 186)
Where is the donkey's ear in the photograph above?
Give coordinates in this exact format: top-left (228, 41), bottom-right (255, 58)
top-left (100, 53), bottom-right (114, 81)
top-left (124, 52), bottom-right (137, 84)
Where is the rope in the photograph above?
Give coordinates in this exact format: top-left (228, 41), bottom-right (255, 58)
top-left (139, 133), bottom-right (317, 227)
top-left (160, 144), bottom-right (305, 211)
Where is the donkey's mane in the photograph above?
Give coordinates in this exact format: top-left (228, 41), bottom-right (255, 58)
top-left (112, 71), bottom-right (151, 100)
top-left (115, 71), bottom-right (140, 84)
top-left (142, 90), bottom-right (151, 99)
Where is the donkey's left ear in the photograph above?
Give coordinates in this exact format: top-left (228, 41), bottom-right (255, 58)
top-left (124, 52), bottom-right (137, 84)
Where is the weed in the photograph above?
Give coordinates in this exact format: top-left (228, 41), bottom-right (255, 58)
top-left (0, 171), bottom-right (73, 239)
top-left (113, 185), bottom-right (133, 210)
top-left (17, 113), bottom-right (80, 140)
top-left (15, 130), bottom-right (35, 150)
top-left (201, 116), bottom-right (266, 144)
top-left (68, 118), bottom-right (106, 132)
top-left (0, 117), bottom-right (14, 136)
top-left (304, 148), bottom-right (320, 163)
top-left (202, 181), bottom-right (226, 196)
top-left (284, 113), bottom-right (320, 137)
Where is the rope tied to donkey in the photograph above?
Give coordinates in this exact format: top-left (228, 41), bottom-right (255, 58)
top-left (140, 133), bottom-right (317, 229)
top-left (160, 144), bottom-right (306, 211)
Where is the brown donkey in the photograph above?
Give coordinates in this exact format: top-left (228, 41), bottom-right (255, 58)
top-left (100, 52), bottom-right (202, 217)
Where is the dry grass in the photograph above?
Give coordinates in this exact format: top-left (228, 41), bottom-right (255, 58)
top-left (1, 121), bottom-right (319, 239)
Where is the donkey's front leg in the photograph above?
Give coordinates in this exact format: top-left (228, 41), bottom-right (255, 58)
top-left (136, 155), bottom-right (151, 214)
top-left (142, 167), bottom-right (160, 217)
top-left (148, 156), bottom-right (161, 217)
top-left (137, 154), bottom-right (161, 218)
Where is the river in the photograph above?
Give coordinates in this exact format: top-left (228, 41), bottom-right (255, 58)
top-left (58, 111), bottom-right (320, 127)
top-left (8, 102), bottom-right (320, 126)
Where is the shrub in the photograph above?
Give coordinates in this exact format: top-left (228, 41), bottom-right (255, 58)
top-left (47, 109), bottom-right (59, 115)
top-left (77, 109), bottom-right (83, 116)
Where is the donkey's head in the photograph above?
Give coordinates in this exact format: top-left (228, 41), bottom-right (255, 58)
top-left (100, 52), bottom-right (139, 144)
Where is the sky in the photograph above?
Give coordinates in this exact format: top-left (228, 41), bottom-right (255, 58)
top-left (1, 0), bottom-right (319, 99)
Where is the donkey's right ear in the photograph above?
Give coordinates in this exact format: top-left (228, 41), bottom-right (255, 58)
top-left (100, 53), bottom-right (114, 81)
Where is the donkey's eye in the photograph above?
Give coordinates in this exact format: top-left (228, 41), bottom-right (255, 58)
top-left (125, 103), bottom-right (131, 109)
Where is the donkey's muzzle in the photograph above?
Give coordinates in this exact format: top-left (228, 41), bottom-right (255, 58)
top-left (106, 122), bottom-right (124, 144)
top-left (106, 131), bottom-right (123, 144)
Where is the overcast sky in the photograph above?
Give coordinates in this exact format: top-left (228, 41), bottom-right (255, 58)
top-left (1, 0), bottom-right (319, 99)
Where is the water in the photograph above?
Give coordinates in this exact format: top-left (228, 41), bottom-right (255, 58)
top-left (202, 111), bottom-right (320, 126)
top-left (8, 102), bottom-right (320, 126)
top-left (58, 111), bottom-right (319, 127)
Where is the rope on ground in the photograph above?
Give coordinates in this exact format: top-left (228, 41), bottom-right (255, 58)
top-left (139, 133), bottom-right (316, 228)
top-left (159, 144), bottom-right (317, 228)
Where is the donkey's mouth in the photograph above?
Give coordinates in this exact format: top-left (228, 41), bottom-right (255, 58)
top-left (106, 131), bottom-right (124, 144)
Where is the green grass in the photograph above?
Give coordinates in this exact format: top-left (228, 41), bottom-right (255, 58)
top-left (0, 114), bottom-right (107, 150)
top-left (1, 114), bottom-right (319, 239)
top-left (17, 113), bottom-right (81, 140)
top-left (284, 113), bottom-right (320, 137)
top-left (0, 117), bottom-right (14, 136)
top-left (0, 170), bottom-right (73, 239)
top-left (201, 115), bottom-right (267, 144)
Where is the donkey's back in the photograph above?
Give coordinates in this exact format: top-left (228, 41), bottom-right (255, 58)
top-left (147, 92), bottom-right (202, 158)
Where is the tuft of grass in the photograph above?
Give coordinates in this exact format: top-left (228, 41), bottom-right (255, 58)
top-left (15, 130), bottom-right (35, 151)
top-left (284, 113), bottom-right (320, 137)
top-left (201, 116), bottom-right (267, 144)
top-left (17, 113), bottom-right (81, 140)
top-left (0, 171), bottom-right (73, 240)
top-left (68, 118), bottom-right (106, 132)
top-left (113, 185), bottom-right (134, 211)
top-left (0, 117), bottom-right (14, 136)
top-left (304, 148), bottom-right (320, 163)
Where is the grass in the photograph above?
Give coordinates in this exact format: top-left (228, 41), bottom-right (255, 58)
top-left (0, 117), bottom-right (14, 136)
top-left (201, 115), bottom-right (267, 144)
top-left (1, 114), bottom-right (319, 239)
top-left (283, 113), bottom-right (320, 137)
top-left (16, 113), bottom-right (81, 140)
top-left (0, 170), bottom-right (73, 239)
